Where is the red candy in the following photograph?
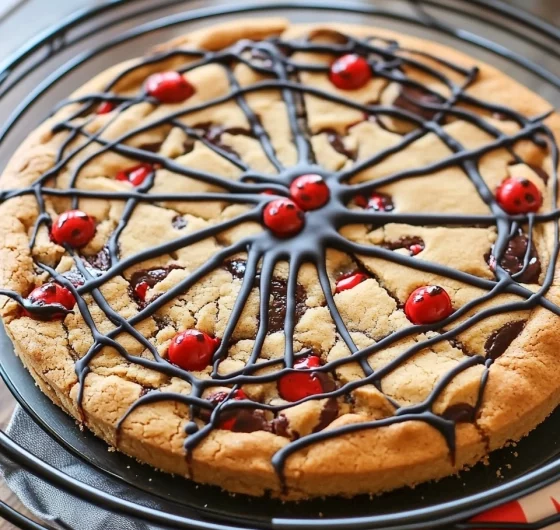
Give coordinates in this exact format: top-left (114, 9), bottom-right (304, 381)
top-left (496, 177), bottom-right (542, 214)
top-left (263, 198), bottom-right (305, 238)
top-left (96, 101), bottom-right (115, 114)
top-left (51, 210), bottom-right (96, 248)
top-left (278, 355), bottom-right (325, 402)
top-left (355, 192), bottom-right (394, 211)
top-left (116, 163), bottom-right (153, 186)
top-left (409, 244), bottom-right (424, 256)
top-left (168, 329), bottom-right (220, 371)
top-left (26, 283), bottom-right (75, 320)
top-left (289, 174), bottom-right (330, 211)
top-left (209, 389), bottom-right (248, 430)
top-left (145, 71), bottom-right (194, 103)
top-left (134, 281), bottom-right (149, 301)
top-left (404, 286), bottom-right (453, 325)
top-left (329, 54), bottom-right (372, 91)
top-left (368, 193), bottom-right (393, 212)
top-left (335, 272), bottom-right (367, 293)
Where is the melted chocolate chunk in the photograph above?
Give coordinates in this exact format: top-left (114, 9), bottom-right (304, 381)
top-left (129, 265), bottom-right (181, 296)
top-left (183, 136), bottom-right (196, 154)
top-left (272, 414), bottom-right (291, 438)
top-left (171, 215), bottom-right (188, 230)
top-left (442, 403), bottom-right (476, 423)
top-left (484, 320), bottom-right (526, 360)
top-left (225, 259), bottom-right (247, 280)
top-left (200, 392), bottom-right (271, 434)
top-left (194, 123), bottom-right (251, 157)
top-left (529, 164), bottom-right (550, 184)
top-left (271, 397), bottom-right (338, 440)
top-left (268, 278), bottom-right (307, 334)
top-left (393, 85), bottom-right (444, 120)
top-left (225, 259), bottom-right (308, 333)
top-left (138, 141), bottom-right (163, 153)
top-left (384, 236), bottom-right (425, 255)
top-left (229, 409), bottom-right (272, 434)
top-left (315, 372), bottom-right (337, 394)
top-left (323, 129), bottom-right (356, 160)
top-left (249, 48), bottom-right (274, 69)
top-left (313, 397), bottom-right (339, 433)
top-left (488, 232), bottom-right (541, 284)
top-left (84, 247), bottom-right (111, 271)
top-left (62, 269), bottom-right (86, 287)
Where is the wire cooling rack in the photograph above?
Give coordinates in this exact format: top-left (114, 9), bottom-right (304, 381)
top-left (0, 1), bottom-right (559, 528)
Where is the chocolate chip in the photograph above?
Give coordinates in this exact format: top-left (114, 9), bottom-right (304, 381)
top-left (193, 123), bottom-right (251, 157)
top-left (322, 129), bottom-right (356, 160)
top-left (488, 232), bottom-right (541, 284)
top-left (484, 320), bottom-right (526, 360)
top-left (442, 403), bottom-right (476, 423)
top-left (529, 164), bottom-right (550, 184)
top-left (224, 259), bottom-right (308, 333)
top-left (172, 215), bottom-right (188, 229)
top-left (268, 278), bottom-right (307, 334)
top-left (393, 85), bottom-right (444, 120)
top-left (384, 236), bottom-right (425, 255)
top-left (84, 246), bottom-right (111, 271)
top-left (130, 265), bottom-right (182, 297)
top-left (200, 392), bottom-right (271, 434)
top-left (183, 137), bottom-right (196, 154)
top-left (225, 259), bottom-right (247, 280)
top-left (229, 409), bottom-right (271, 434)
top-left (313, 397), bottom-right (339, 433)
top-left (138, 141), bottom-right (163, 153)
top-left (272, 414), bottom-right (291, 438)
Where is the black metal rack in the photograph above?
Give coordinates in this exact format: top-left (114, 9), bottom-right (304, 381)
top-left (0, 1), bottom-right (559, 528)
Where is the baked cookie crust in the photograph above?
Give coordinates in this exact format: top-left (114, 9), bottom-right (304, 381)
top-left (1, 18), bottom-right (559, 500)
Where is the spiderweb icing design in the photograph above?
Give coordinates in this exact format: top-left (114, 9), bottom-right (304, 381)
top-left (1, 28), bottom-right (559, 483)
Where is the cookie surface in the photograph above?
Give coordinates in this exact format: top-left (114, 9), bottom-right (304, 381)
top-left (1, 18), bottom-right (560, 500)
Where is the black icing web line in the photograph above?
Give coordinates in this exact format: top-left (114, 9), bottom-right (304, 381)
top-left (1, 30), bottom-right (559, 486)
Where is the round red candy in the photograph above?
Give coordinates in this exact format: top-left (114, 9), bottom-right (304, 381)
top-left (51, 210), bottom-right (96, 248)
top-left (289, 174), bottom-right (330, 211)
top-left (168, 329), bottom-right (220, 371)
top-left (278, 355), bottom-right (324, 402)
top-left (26, 283), bottom-right (75, 320)
top-left (96, 101), bottom-right (115, 115)
top-left (496, 177), bottom-right (542, 214)
top-left (335, 272), bottom-right (367, 293)
top-left (145, 71), bottom-right (194, 103)
top-left (116, 163), bottom-right (153, 186)
top-left (263, 198), bottom-right (305, 238)
top-left (329, 54), bottom-right (372, 91)
top-left (404, 286), bottom-right (453, 325)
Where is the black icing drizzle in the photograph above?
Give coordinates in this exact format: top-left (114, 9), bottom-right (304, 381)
top-left (1, 28), bottom-right (560, 491)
